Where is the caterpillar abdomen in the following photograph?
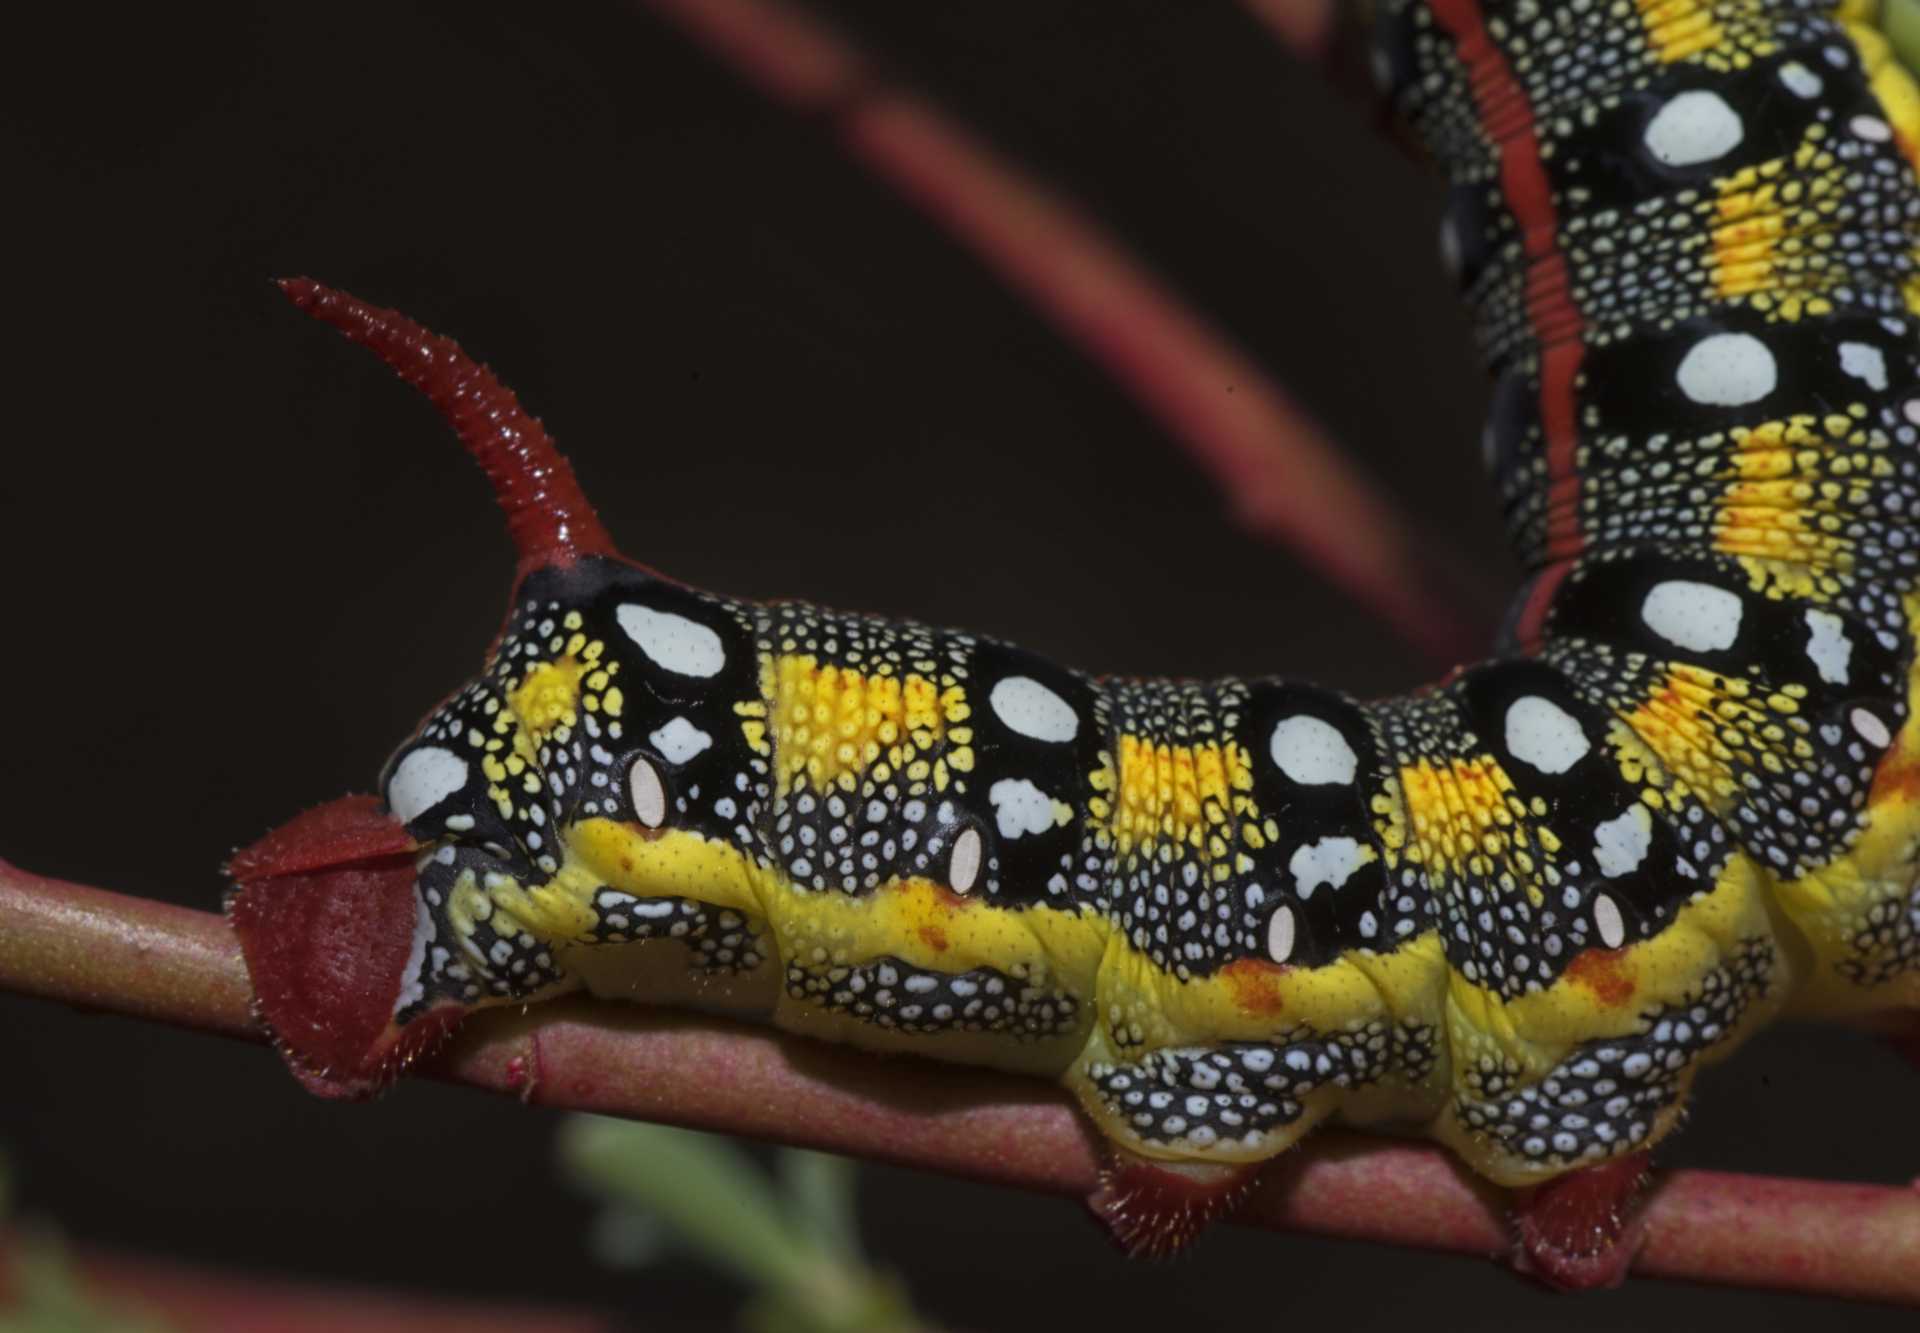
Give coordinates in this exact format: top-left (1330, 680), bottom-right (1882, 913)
top-left (224, 0), bottom-right (1920, 1279)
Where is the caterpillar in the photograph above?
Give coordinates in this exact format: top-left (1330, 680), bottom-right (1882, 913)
top-left (224, 0), bottom-right (1920, 1287)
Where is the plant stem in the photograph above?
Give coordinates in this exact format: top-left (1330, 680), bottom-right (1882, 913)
top-left (633, 0), bottom-right (1495, 665)
top-left (3, 860), bottom-right (1916, 1302)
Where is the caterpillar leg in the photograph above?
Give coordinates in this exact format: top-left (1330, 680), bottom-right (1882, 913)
top-left (1510, 1152), bottom-right (1652, 1291)
top-left (1436, 934), bottom-right (1784, 1184)
top-left (1064, 1013), bottom-right (1445, 1254)
top-left (1086, 1150), bottom-right (1264, 1260)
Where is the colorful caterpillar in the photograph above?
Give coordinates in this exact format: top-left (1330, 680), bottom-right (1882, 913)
top-left (226, 0), bottom-right (1920, 1286)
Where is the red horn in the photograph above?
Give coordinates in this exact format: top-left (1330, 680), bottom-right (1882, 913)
top-left (277, 277), bottom-right (618, 573)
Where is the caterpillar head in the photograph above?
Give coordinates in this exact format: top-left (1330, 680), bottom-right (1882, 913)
top-left (226, 280), bottom-right (624, 1098)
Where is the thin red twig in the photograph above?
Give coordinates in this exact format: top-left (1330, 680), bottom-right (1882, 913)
top-left (1235, 0), bottom-right (1342, 55)
top-left (0, 1231), bottom-right (612, 1333)
top-left (3, 859), bottom-right (1916, 1303)
top-left (634, 0), bottom-right (1491, 665)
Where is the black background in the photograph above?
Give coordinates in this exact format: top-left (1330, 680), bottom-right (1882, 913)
top-left (2, 2), bottom-right (1914, 1328)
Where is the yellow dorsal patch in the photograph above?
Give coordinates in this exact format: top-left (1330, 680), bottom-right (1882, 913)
top-left (1109, 734), bottom-right (1256, 858)
top-left (1709, 415), bottom-right (1882, 567)
top-left (767, 653), bottom-right (973, 794)
top-left (1710, 135), bottom-right (1858, 318)
top-left (1394, 755), bottom-right (1529, 877)
top-left (1621, 663), bottom-right (1808, 810)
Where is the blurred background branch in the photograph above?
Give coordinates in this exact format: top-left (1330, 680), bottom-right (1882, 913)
top-left (637, 0), bottom-right (1497, 664)
top-left (0, 1147), bottom-right (607, 1333)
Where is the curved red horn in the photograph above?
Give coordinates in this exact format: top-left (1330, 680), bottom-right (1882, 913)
top-left (278, 277), bottom-right (618, 572)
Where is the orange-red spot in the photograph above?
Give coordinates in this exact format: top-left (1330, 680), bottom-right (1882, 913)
top-left (1220, 958), bottom-right (1289, 1018)
top-left (1895, 130), bottom-right (1920, 176)
top-left (920, 882), bottom-right (975, 913)
top-left (1566, 947), bottom-right (1636, 1008)
top-left (918, 923), bottom-right (950, 953)
top-left (1868, 749), bottom-right (1920, 805)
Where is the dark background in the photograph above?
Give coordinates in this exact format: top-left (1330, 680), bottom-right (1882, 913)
top-left (2, 2), bottom-right (1913, 1327)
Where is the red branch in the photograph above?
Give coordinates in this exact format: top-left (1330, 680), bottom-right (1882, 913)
top-left (633, 0), bottom-right (1491, 665)
top-left (0, 1232), bottom-right (611, 1333)
top-left (1235, 0), bottom-right (1342, 55)
top-left (3, 858), bottom-right (1917, 1303)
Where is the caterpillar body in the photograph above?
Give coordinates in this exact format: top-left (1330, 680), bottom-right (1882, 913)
top-left (227, 0), bottom-right (1920, 1281)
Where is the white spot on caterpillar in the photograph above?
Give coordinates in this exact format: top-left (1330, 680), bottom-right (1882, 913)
top-left (388, 746), bottom-right (467, 823)
top-left (649, 716), bottom-right (713, 765)
top-left (1269, 714), bottom-right (1358, 785)
top-left (393, 887), bottom-right (436, 1016)
top-left (1267, 905), bottom-right (1296, 964)
top-left (989, 675), bottom-right (1079, 742)
top-left (1851, 708), bottom-right (1892, 749)
top-left (1839, 341), bottom-right (1889, 391)
top-left (1594, 893), bottom-right (1626, 950)
top-left (1505, 696), bottom-right (1589, 774)
top-left (1676, 332), bottom-right (1776, 406)
top-left (989, 777), bottom-right (1056, 839)
top-left (1642, 90), bottom-right (1744, 167)
top-left (1593, 805), bottom-right (1653, 878)
top-left (616, 603), bottom-right (726, 677)
top-left (1851, 114), bottom-right (1893, 143)
top-left (1904, 399), bottom-right (1920, 427)
top-left (1777, 61), bottom-right (1822, 98)
top-left (1438, 215), bottom-right (1462, 278)
top-left (1642, 580), bottom-right (1743, 653)
top-left (1288, 836), bottom-right (1367, 898)
top-left (629, 755), bottom-right (667, 827)
top-left (1804, 609), bottom-right (1852, 686)
top-left (949, 827), bottom-right (983, 893)
top-left (1369, 45), bottom-right (1393, 92)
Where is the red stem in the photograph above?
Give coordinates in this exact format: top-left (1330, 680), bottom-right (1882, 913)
top-left (278, 278), bottom-right (619, 576)
top-left (3, 858), bottom-right (1916, 1302)
top-left (1235, 0), bottom-right (1342, 56)
top-left (0, 1231), bottom-right (611, 1333)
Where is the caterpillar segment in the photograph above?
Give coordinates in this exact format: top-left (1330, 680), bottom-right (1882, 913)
top-left (224, 0), bottom-right (1920, 1288)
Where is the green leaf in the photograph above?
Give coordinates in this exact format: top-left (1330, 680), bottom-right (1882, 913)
top-left (778, 1150), bottom-right (861, 1263)
top-left (559, 1117), bottom-right (818, 1292)
top-left (585, 1202), bottom-right (669, 1270)
top-left (0, 1232), bottom-right (175, 1333)
top-left (560, 1118), bottom-right (929, 1333)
